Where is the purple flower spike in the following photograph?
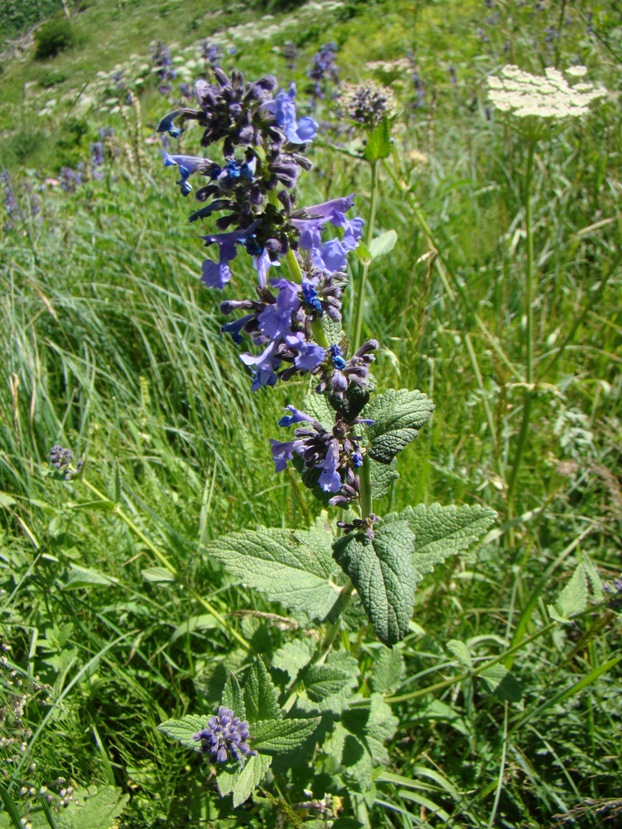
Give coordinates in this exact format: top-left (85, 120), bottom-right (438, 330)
top-left (194, 706), bottom-right (256, 766)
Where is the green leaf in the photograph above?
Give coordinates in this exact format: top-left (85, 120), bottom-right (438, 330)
top-left (158, 714), bottom-right (207, 751)
top-left (203, 519), bottom-right (340, 622)
top-left (252, 716), bottom-right (320, 755)
top-left (363, 117), bottom-right (392, 162)
top-left (394, 503), bottom-right (496, 582)
top-left (142, 566), bottom-right (176, 584)
top-left (170, 613), bottom-right (217, 642)
top-left (55, 785), bottom-right (129, 829)
top-left (64, 565), bottom-right (118, 589)
top-left (333, 520), bottom-right (416, 646)
top-left (244, 658), bottom-right (281, 724)
top-left (222, 674), bottom-right (246, 722)
top-left (217, 753), bottom-right (271, 808)
top-left (354, 241), bottom-right (372, 264)
top-left (548, 562), bottom-right (588, 624)
top-left (370, 646), bottom-right (405, 694)
top-left (369, 457), bottom-right (399, 499)
top-left (303, 392), bottom-right (334, 431)
top-left (0, 492), bottom-right (17, 507)
top-left (298, 653), bottom-right (359, 712)
top-left (479, 665), bottom-right (523, 702)
top-left (369, 229), bottom-right (397, 260)
top-left (365, 389), bottom-right (434, 464)
top-left (446, 639), bottom-right (473, 670)
top-left (322, 314), bottom-right (345, 346)
top-left (272, 639), bottom-right (314, 681)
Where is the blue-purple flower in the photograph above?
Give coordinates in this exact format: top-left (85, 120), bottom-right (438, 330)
top-left (263, 84), bottom-right (318, 145)
top-left (194, 706), bottom-right (256, 765)
top-left (200, 222), bottom-right (261, 289)
top-left (162, 150), bottom-right (212, 195)
top-left (270, 406), bottom-right (370, 504)
top-left (292, 196), bottom-right (364, 273)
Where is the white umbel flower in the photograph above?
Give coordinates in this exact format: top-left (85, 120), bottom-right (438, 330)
top-left (487, 65), bottom-right (607, 120)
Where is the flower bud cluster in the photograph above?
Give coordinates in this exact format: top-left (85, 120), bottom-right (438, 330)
top-left (194, 706), bottom-right (256, 764)
top-left (160, 68), bottom-right (377, 506)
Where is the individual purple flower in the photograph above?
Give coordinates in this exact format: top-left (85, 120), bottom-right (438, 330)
top-left (263, 84), bottom-right (318, 145)
top-left (162, 149), bottom-right (212, 195)
top-left (200, 221), bottom-right (261, 289)
top-left (157, 110), bottom-right (185, 138)
top-left (194, 706), bottom-right (256, 765)
top-left (292, 196), bottom-right (364, 273)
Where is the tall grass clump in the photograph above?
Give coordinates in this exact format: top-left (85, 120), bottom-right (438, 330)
top-left (0, 0), bottom-right (620, 826)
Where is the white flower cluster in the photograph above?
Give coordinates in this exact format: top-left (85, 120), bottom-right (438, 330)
top-left (487, 65), bottom-right (607, 120)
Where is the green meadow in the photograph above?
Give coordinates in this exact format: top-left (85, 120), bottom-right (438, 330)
top-left (0, 0), bottom-right (620, 826)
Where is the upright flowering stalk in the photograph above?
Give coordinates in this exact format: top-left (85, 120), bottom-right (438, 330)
top-left (157, 67), bottom-right (496, 811)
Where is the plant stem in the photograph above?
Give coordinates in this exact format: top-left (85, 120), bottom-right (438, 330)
top-left (507, 139), bottom-right (537, 517)
top-left (351, 159), bottom-right (379, 352)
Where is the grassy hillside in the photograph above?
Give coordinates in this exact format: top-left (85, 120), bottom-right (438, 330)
top-left (0, 0), bottom-right (621, 827)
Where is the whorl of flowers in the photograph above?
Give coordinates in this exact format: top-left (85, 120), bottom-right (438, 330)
top-left (487, 65), bottom-right (607, 120)
top-left (194, 707), bottom-right (256, 765)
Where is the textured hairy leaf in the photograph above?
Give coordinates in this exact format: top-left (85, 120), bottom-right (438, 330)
top-left (369, 646), bottom-right (405, 694)
top-left (363, 117), bottom-right (392, 162)
top-left (297, 653), bottom-right (359, 712)
top-left (333, 520), bottom-right (416, 646)
top-left (158, 714), bottom-right (208, 751)
top-left (252, 716), bottom-right (321, 755)
top-left (222, 673), bottom-right (246, 721)
top-left (244, 658), bottom-right (281, 724)
top-left (54, 785), bottom-right (129, 829)
top-left (272, 639), bottom-right (314, 681)
top-left (204, 518), bottom-right (340, 622)
top-left (391, 503), bottom-right (496, 582)
top-left (548, 562), bottom-right (588, 623)
top-left (446, 639), bottom-right (473, 670)
top-left (217, 753), bottom-right (271, 808)
top-left (369, 457), bottom-right (399, 499)
top-left (365, 388), bottom-right (434, 464)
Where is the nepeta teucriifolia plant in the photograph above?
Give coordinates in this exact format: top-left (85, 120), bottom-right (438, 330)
top-left (155, 67), bottom-right (496, 811)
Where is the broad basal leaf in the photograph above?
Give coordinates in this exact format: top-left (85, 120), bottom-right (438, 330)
top-left (55, 785), bottom-right (129, 829)
top-left (244, 658), bottom-right (281, 724)
top-left (333, 520), bottom-right (416, 646)
top-left (365, 389), bottom-right (434, 465)
top-left (391, 503), bottom-right (496, 583)
top-left (252, 716), bottom-right (321, 755)
top-left (204, 519), bottom-right (340, 622)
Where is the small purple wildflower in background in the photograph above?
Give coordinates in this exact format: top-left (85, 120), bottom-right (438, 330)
top-left (49, 445), bottom-right (82, 480)
top-left (200, 40), bottom-right (222, 72)
top-left (151, 41), bottom-right (176, 95)
top-left (90, 141), bottom-right (105, 180)
top-left (60, 165), bottom-right (83, 193)
top-left (194, 707), bottom-right (256, 765)
top-left (283, 40), bottom-right (297, 72)
top-left (307, 42), bottom-right (339, 108)
top-left (179, 82), bottom-right (192, 100)
top-left (2, 171), bottom-right (20, 230)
